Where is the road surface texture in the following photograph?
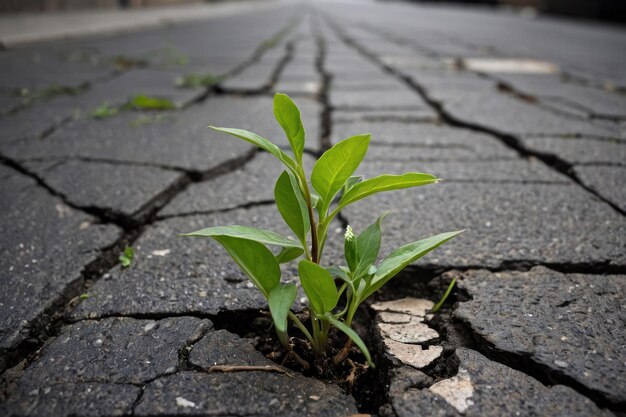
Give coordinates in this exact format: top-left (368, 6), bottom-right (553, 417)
top-left (0, 0), bottom-right (624, 416)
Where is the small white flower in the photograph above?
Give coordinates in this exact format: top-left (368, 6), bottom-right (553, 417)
top-left (344, 225), bottom-right (355, 241)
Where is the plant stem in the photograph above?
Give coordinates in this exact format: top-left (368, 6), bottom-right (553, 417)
top-left (311, 316), bottom-right (323, 356)
top-left (288, 311), bottom-right (314, 346)
top-left (298, 171), bottom-right (319, 264)
top-left (332, 339), bottom-right (352, 366)
top-left (431, 277), bottom-right (457, 313)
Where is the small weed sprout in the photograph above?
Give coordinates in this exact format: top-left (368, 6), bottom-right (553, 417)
top-left (184, 93), bottom-right (463, 369)
top-left (119, 246), bottom-right (134, 268)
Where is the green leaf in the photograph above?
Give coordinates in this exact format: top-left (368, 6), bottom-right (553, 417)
top-left (363, 230), bottom-right (464, 300)
top-left (119, 246), bottom-right (134, 268)
top-left (274, 93), bottom-right (305, 163)
top-left (352, 213), bottom-right (387, 279)
top-left (324, 313), bottom-right (374, 367)
top-left (268, 283), bottom-right (298, 346)
top-left (298, 260), bottom-right (339, 315)
top-left (182, 225), bottom-right (301, 249)
top-left (175, 72), bottom-right (223, 88)
top-left (90, 102), bottom-right (118, 119)
top-left (327, 266), bottom-right (351, 285)
top-left (311, 134), bottom-right (370, 215)
top-left (212, 235), bottom-right (281, 296)
top-left (274, 171), bottom-right (310, 244)
top-left (275, 246), bottom-right (304, 264)
top-left (341, 175), bottom-right (364, 198)
top-left (338, 173), bottom-right (439, 212)
top-left (310, 192), bottom-right (320, 209)
top-left (209, 127), bottom-right (299, 175)
top-left (128, 95), bottom-right (176, 110)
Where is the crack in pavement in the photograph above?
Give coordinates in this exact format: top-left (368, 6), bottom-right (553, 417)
top-left (325, 18), bottom-right (626, 218)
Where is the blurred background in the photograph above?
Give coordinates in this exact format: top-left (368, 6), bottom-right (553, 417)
top-left (1, 0), bottom-right (625, 23)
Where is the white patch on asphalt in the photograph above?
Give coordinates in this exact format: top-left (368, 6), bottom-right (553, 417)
top-left (429, 368), bottom-right (475, 414)
top-left (175, 396), bottom-right (196, 408)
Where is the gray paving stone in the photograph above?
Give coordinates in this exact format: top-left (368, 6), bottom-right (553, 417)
top-left (492, 73), bottom-right (626, 119)
top-left (332, 76), bottom-right (408, 91)
top-left (353, 158), bottom-right (569, 184)
top-left (0, 382), bottom-right (140, 417)
top-left (20, 316), bottom-right (211, 385)
top-left (71, 205), bottom-right (299, 320)
top-left (380, 55), bottom-right (449, 71)
top-left (0, 166), bottom-right (121, 356)
top-left (0, 48), bottom-right (113, 92)
top-left (274, 79), bottom-right (320, 96)
top-left (331, 122), bottom-right (517, 160)
top-left (391, 348), bottom-right (612, 417)
top-left (4, 97), bottom-right (283, 172)
top-left (135, 370), bottom-right (358, 417)
top-left (332, 108), bottom-right (439, 123)
top-left (189, 329), bottom-right (271, 369)
top-left (136, 329), bottom-right (358, 416)
top-left (280, 62), bottom-right (319, 80)
top-left (3, 94), bottom-right (320, 168)
top-left (455, 267), bottom-right (626, 406)
top-left (0, 91), bottom-right (26, 115)
top-left (160, 153), bottom-right (315, 217)
top-left (341, 182), bottom-right (626, 269)
top-left (0, 69), bottom-right (203, 145)
top-left (437, 91), bottom-right (619, 138)
top-left (520, 136), bottom-right (626, 165)
top-left (74, 68), bottom-right (205, 111)
top-left (0, 99), bottom-right (76, 144)
top-left (574, 165), bottom-right (626, 213)
top-left (24, 160), bottom-right (184, 218)
top-left (325, 56), bottom-right (385, 78)
top-left (329, 88), bottom-right (430, 110)
top-left (221, 63), bottom-right (278, 91)
top-left (403, 69), bottom-right (496, 93)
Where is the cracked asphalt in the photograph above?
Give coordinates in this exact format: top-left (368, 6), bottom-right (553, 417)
top-left (0, 1), bottom-right (624, 416)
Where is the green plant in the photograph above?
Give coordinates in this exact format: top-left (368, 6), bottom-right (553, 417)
top-left (127, 95), bottom-right (176, 110)
top-left (184, 93), bottom-right (462, 369)
top-left (90, 102), bottom-right (119, 119)
top-left (174, 73), bottom-right (224, 89)
top-left (119, 246), bottom-right (134, 268)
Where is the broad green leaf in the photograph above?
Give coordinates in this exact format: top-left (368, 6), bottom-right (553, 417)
top-left (311, 134), bottom-right (370, 215)
top-left (338, 173), bottom-right (439, 211)
top-left (210, 127), bottom-right (298, 175)
top-left (182, 225), bottom-right (301, 249)
top-left (274, 171), bottom-right (310, 244)
top-left (268, 283), bottom-right (297, 346)
top-left (212, 236), bottom-right (281, 296)
top-left (363, 230), bottom-right (464, 300)
top-left (276, 246), bottom-right (304, 264)
top-left (324, 313), bottom-right (374, 367)
top-left (298, 260), bottom-right (339, 315)
top-left (352, 213), bottom-right (387, 279)
top-left (274, 93), bottom-right (305, 163)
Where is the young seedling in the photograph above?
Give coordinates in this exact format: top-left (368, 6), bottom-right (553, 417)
top-left (119, 246), bottom-right (134, 268)
top-left (184, 93), bottom-right (463, 369)
top-left (174, 73), bottom-right (224, 89)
